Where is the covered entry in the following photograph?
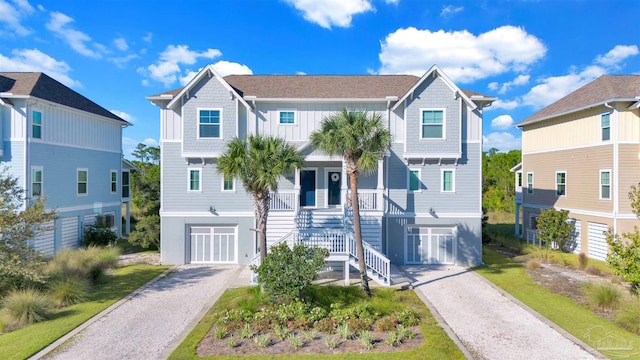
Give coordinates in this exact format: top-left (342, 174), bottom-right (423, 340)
top-left (406, 226), bottom-right (456, 264)
top-left (189, 226), bottom-right (237, 264)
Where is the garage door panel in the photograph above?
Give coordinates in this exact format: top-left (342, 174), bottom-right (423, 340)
top-left (190, 226), bottom-right (237, 264)
top-left (61, 217), bottom-right (79, 250)
top-left (406, 227), bottom-right (456, 265)
top-left (588, 222), bottom-right (608, 261)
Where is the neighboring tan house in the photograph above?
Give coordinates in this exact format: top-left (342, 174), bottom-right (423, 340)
top-left (0, 72), bottom-right (133, 256)
top-left (514, 75), bottom-right (640, 260)
top-left (147, 64), bottom-right (494, 284)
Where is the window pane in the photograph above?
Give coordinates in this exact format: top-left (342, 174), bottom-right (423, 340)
top-left (112, 172), bottom-right (117, 181)
top-left (34, 170), bottom-right (42, 182)
top-left (32, 183), bottom-right (41, 196)
top-left (422, 125), bottom-right (443, 138)
top-left (443, 171), bottom-right (453, 191)
top-left (280, 112), bottom-right (295, 124)
top-left (602, 127), bottom-right (610, 141)
top-left (422, 110), bottom-right (443, 124)
top-left (602, 185), bottom-right (610, 199)
top-left (190, 170), bottom-right (200, 190)
top-left (409, 170), bottom-right (419, 191)
top-left (32, 125), bottom-right (41, 139)
top-left (200, 124), bottom-right (220, 138)
top-left (122, 172), bottom-right (130, 185)
top-left (601, 172), bottom-right (610, 185)
top-left (601, 114), bottom-right (610, 128)
top-left (78, 183), bottom-right (87, 194)
top-left (223, 176), bottom-right (233, 190)
top-left (199, 110), bottom-right (220, 124)
top-left (33, 111), bottom-right (42, 124)
top-left (78, 171), bottom-right (87, 182)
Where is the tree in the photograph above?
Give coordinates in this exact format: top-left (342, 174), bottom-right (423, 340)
top-left (0, 168), bottom-right (57, 296)
top-left (128, 143), bottom-right (160, 249)
top-left (217, 135), bottom-right (303, 262)
top-left (482, 149), bottom-right (521, 213)
top-left (310, 109), bottom-right (391, 296)
top-left (607, 183), bottom-right (640, 293)
top-left (536, 207), bottom-right (574, 251)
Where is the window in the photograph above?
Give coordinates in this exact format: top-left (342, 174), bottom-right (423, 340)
top-left (77, 169), bottom-right (88, 195)
top-left (32, 111), bottom-right (42, 139)
top-left (527, 172), bottom-right (534, 194)
top-left (110, 170), bottom-right (117, 193)
top-left (556, 171), bottom-right (566, 196)
top-left (600, 170), bottom-right (611, 200)
top-left (442, 170), bottom-right (455, 192)
top-left (222, 175), bottom-right (234, 191)
top-left (122, 171), bottom-right (130, 198)
top-left (601, 113), bottom-right (610, 141)
top-left (32, 167), bottom-right (42, 197)
top-left (517, 172), bottom-right (522, 187)
top-left (188, 169), bottom-right (201, 191)
top-left (279, 111), bottom-right (295, 125)
top-left (421, 109), bottom-right (444, 139)
top-left (199, 109), bottom-right (221, 138)
top-left (408, 169), bottom-right (421, 192)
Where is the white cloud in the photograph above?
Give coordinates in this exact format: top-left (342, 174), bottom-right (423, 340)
top-left (385, 0), bottom-right (399, 4)
top-left (487, 82), bottom-right (498, 91)
top-left (0, 48), bottom-right (80, 87)
top-left (142, 32), bottom-right (153, 43)
top-left (522, 65), bottom-right (606, 109)
top-left (46, 11), bottom-right (106, 58)
top-left (440, 5), bottom-right (463, 18)
top-left (483, 132), bottom-right (521, 152)
top-left (109, 53), bottom-right (139, 68)
top-left (143, 138), bottom-right (158, 146)
top-left (179, 70), bottom-right (198, 86)
top-left (497, 74), bottom-right (530, 94)
top-left (489, 99), bottom-right (520, 110)
top-left (378, 26), bottom-right (546, 83)
top-left (0, 0), bottom-right (34, 36)
top-left (284, 0), bottom-right (374, 29)
top-left (122, 137), bottom-right (158, 158)
top-left (114, 37), bottom-right (128, 51)
top-left (110, 110), bottom-right (136, 124)
top-left (212, 60), bottom-right (253, 77)
top-left (595, 45), bottom-right (639, 68)
top-left (490, 115), bottom-right (514, 130)
top-left (145, 44), bottom-right (222, 87)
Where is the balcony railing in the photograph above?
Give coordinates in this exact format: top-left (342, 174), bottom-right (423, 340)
top-left (269, 191), bottom-right (298, 211)
top-left (347, 190), bottom-right (382, 211)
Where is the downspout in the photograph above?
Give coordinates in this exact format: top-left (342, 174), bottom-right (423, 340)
top-left (605, 102), bottom-right (618, 235)
top-left (385, 101), bottom-right (391, 256)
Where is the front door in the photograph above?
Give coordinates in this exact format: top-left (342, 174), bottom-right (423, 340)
top-left (327, 171), bottom-right (341, 206)
top-left (300, 170), bottom-right (316, 207)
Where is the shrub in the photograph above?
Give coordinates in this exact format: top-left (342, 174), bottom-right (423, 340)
top-left (2, 288), bottom-right (53, 327)
top-left (336, 323), bottom-right (354, 340)
top-left (376, 315), bottom-right (398, 332)
top-left (315, 317), bottom-right (337, 334)
top-left (83, 223), bottom-right (118, 247)
top-left (251, 243), bottom-right (328, 300)
top-left (396, 324), bottom-right (415, 340)
top-left (46, 247), bottom-right (120, 285)
top-left (385, 331), bottom-right (402, 347)
top-left (287, 333), bottom-right (303, 350)
top-left (302, 329), bottom-right (317, 341)
top-left (583, 282), bottom-right (622, 310)
top-left (253, 334), bottom-right (271, 348)
top-left (323, 336), bottom-right (339, 350)
top-left (396, 308), bottom-right (421, 326)
top-left (127, 214), bottom-right (160, 249)
top-left (585, 266), bottom-right (602, 276)
top-left (273, 324), bottom-right (289, 340)
top-left (346, 317), bottom-right (370, 332)
top-left (615, 299), bottom-right (640, 334)
top-left (213, 326), bottom-right (228, 339)
top-left (526, 259), bottom-right (541, 270)
top-left (48, 276), bottom-right (88, 307)
top-left (536, 208), bottom-right (574, 252)
top-left (238, 323), bottom-right (254, 339)
top-left (359, 330), bottom-right (375, 350)
top-left (227, 335), bottom-right (238, 348)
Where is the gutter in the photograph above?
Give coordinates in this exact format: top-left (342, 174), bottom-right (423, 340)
top-left (517, 98), bottom-right (639, 128)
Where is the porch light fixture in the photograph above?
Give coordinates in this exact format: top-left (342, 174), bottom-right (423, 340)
top-left (209, 206), bottom-right (217, 215)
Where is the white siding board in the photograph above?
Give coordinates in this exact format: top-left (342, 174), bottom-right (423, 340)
top-left (588, 222), bottom-right (608, 261)
top-left (61, 216), bottom-right (79, 249)
top-left (34, 221), bottom-right (55, 257)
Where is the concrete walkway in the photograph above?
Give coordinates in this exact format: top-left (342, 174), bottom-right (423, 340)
top-left (39, 264), bottom-right (248, 360)
top-left (403, 265), bottom-right (602, 360)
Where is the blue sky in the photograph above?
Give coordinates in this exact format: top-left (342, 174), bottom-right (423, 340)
top-left (1, 0), bottom-right (639, 157)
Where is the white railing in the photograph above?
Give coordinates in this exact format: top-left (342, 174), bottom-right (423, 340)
top-left (269, 191), bottom-right (298, 211)
top-left (347, 190), bottom-right (380, 211)
top-left (347, 233), bottom-right (390, 285)
top-left (526, 229), bottom-right (540, 246)
top-left (293, 230), bottom-right (348, 254)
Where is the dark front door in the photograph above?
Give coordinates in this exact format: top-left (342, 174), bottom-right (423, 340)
top-left (300, 170), bottom-right (316, 207)
top-left (327, 171), bottom-right (341, 206)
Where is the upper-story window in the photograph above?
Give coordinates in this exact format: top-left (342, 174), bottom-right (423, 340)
top-left (111, 170), bottom-right (117, 193)
top-left (77, 169), bottom-right (88, 196)
top-left (408, 168), bottom-right (421, 192)
top-left (421, 109), bottom-right (445, 139)
top-left (556, 171), bottom-right (566, 196)
top-left (122, 171), bottom-right (130, 198)
top-left (199, 109), bottom-right (221, 138)
top-left (32, 167), bottom-right (43, 197)
top-left (32, 111), bottom-right (42, 139)
top-left (600, 170), bottom-right (611, 200)
top-left (222, 175), bottom-right (235, 191)
top-left (601, 113), bottom-right (610, 141)
top-left (188, 169), bottom-right (201, 191)
top-left (279, 111), bottom-right (296, 125)
top-left (442, 169), bottom-right (455, 192)
top-left (527, 172), bottom-right (534, 194)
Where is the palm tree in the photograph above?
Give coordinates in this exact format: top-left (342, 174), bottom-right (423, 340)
top-left (310, 109), bottom-right (391, 296)
top-left (217, 135), bottom-right (303, 262)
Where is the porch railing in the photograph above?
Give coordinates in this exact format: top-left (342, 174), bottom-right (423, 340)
top-left (269, 190), bottom-right (298, 211)
top-left (347, 232), bottom-right (390, 285)
top-left (347, 190), bottom-right (382, 211)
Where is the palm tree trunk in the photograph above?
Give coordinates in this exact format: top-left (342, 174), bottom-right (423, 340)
top-left (254, 190), bottom-right (270, 262)
top-left (349, 170), bottom-right (371, 297)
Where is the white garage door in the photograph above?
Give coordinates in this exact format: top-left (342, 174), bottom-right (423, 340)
top-left (588, 222), bottom-right (608, 261)
top-left (190, 226), bottom-right (237, 264)
top-left (406, 227), bottom-right (456, 265)
top-left (34, 221), bottom-right (55, 257)
top-left (61, 217), bottom-right (79, 250)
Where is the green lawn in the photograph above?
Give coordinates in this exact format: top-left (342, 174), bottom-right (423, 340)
top-left (0, 264), bottom-right (168, 360)
top-left (476, 248), bottom-right (640, 359)
top-left (170, 286), bottom-right (465, 360)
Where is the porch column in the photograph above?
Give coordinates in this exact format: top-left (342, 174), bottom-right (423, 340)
top-left (341, 161), bottom-right (348, 206)
top-left (294, 168), bottom-right (301, 212)
top-left (376, 159), bottom-right (384, 211)
top-left (514, 203), bottom-right (520, 237)
top-left (344, 260), bottom-right (350, 286)
top-left (125, 201), bottom-right (131, 235)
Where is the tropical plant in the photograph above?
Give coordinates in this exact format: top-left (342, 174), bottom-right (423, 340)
top-left (2, 288), bottom-right (53, 327)
top-left (217, 135), bottom-right (303, 261)
top-left (607, 183), bottom-right (640, 293)
top-left (536, 207), bottom-right (574, 251)
top-left (129, 143), bottom-right (160, 249)
top-left (310, 109), bottom-right (391, 296)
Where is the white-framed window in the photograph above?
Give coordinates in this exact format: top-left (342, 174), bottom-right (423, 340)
top-left (556, 171), bottom-right (566, 196)
top-left (32, 167), bottom-right (43, 197)
top-left (601, 113), bottom-right (610, 141)
top-left (527, 172), bottom-right (534, 194)
top-left (198, 108), bottom-right (222, 138)
top-left (441, 169), bottom-right (455, 192)
top-left (407, 168), bottom-right (421, 192)
top-left (110, 170), bottom-right (117, 194)
top-left (77, 169), bottom-right (88, 196)
top-left (222, 174), bottom-right (235, 192)
top-left (32, 110), bottom-right (42, 139)
top-left (600, 170), bottom-right (611, 200)
top-left (517, 172), bottom-right (522, 188)
top-left (278, 110), bottom-right (296, 125)
top-left (122, 171), bottom-right (130, 198)
top-left (420, 109), bottom-right (445, 139)
top-left (188, 168), bottom-right (201, 192)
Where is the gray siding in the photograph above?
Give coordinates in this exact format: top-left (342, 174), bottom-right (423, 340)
top-left (182, 75), bottom-right (237, 154)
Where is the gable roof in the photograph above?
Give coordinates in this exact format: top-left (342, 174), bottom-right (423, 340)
top-left (0, 72), bottom-right (128, 124)
top-left (518, 75), bottom-right (640, 127)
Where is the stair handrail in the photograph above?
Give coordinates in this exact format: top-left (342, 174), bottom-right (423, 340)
top-left (347, 232), bottom-right (390, 285)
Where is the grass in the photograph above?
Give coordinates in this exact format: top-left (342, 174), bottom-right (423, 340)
top-left (0, 264), bottom-right (168, 360)
top-left (476, 247), bottom-right (640, 359)
top-left (169, 286), bottom-right (465, 360)
top-left (583, 282), bottom-right (623, 311)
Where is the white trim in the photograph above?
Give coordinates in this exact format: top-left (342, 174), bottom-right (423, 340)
top-left (221, 174), bottom-right (236, 192)
top-left (182, 152), bottom-right (221, 159)
top-left (420, 108), bottom-right (446, 140)
top-left (555, 170), bottom-right (566, 197)
top-left (441, 168), bottom-right (455, 193)
top-left (47, 201), bottom-right (122, 213)
top-left (277, 109), bottom-right (297, 125)
top-left (160, 211), bottom-right (255, 217)
top-left (31, 108), bottom-right (42, 139)
top-left (385, 212), bottom-right (482, 218)
top-left (77, 168), bottom-right (88, 196)
top-left (526, 172), bottom-right (534, 194)
top-left (521, 203), bottom-right (637, 219)
top-left (110, 169), bottom-right (118, 194)
top-left (522, 142), bottom-right (612, 156)
top-left (403, 152), bottom-right (462, 160)
top-left (197, 108), bottom-right (223, 139)
top-left (31, 166), bottom-right (43, 198)
top-left (29, 139), bottom-right (123, 154)
top-left (464, 140), bottom-right (482, 144)
top-left (516, 98), bottom-right (639, 127)
top-left (245, 97), bottom-right (393, 103)
top-left (188, 168), bottom-right (202, 192)
top-left (161, 139), bottom-right (182, 143)
top-left (304, 154), bottom-right (342, 161)
top-left (407, 167), bottom-right (421, 192)
top-left (599, 169), bottom-right (611, 200)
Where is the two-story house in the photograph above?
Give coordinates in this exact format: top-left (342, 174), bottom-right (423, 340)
top-left (148, 64), bottom-right (494, 283)
top-left (0, 72), bottom-right (132, 256)
top-left (514, 75), bottom-right (640, 261)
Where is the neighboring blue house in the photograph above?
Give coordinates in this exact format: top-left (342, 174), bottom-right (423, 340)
top-left (148, 65), bottom-right (494, 284)
top-left (0, 72), bottom-right (132, 256)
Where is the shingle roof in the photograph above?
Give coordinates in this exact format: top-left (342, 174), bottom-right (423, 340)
top-left (518, 75), bottom-right (640, 127)
top-left (0, 72), bottom-right (127, 124)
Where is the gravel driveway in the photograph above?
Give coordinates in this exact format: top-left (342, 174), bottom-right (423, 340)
top-left (403, 265), bottom-right (603, 360)
top-left (41, 264), bottom-right (246, 360)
